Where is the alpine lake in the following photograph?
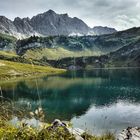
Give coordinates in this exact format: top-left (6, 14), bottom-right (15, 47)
top-left (1, 68), bottom-right (140, 135)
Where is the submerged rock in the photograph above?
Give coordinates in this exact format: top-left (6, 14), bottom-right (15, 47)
top-left (118, 127), bottom-right (140, 140)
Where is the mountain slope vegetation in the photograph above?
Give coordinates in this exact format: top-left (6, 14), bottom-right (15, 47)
top-left (15, 27), bottom-right (140, 61)
top-left (0, 27), bottom-right (140, 68)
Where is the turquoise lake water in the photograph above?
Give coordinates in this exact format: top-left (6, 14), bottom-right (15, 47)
top-left (1, 68), bottom-right (140, 135)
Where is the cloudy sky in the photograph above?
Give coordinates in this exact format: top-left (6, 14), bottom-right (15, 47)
top-left (0, 0), bottom-right (140, 30)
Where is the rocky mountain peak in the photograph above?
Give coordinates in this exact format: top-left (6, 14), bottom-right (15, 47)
top-left (14, 17), bottom-right (22, 21)
top-left (0, 16), bottom-right (9, 21)
top-left (0, 16), bottom-right (13, 25)
top-left (46, 9), bottom-right (56, 14)
top-left (34, 10), bottom-right (56, 18)
top-left (0, 10), bottom-right (117, 38)
top-left (61, 13), bottom-right (69, 18)
top-left (0, 16), bottom-right (17, 35)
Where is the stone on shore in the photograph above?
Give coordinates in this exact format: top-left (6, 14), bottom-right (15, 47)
top-left (51, 119), bottom-right (85, 140)
top-left (118, 127), bottom-right (140, 140)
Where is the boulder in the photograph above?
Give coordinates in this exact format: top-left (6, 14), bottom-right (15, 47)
top-left (118, 127), bottom-right (140, 140)
top-left (51, 119), bottom-right (85, 140)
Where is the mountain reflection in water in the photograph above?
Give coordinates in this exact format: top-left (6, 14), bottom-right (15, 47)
top-left (1, 69), bottom-right (140, 134)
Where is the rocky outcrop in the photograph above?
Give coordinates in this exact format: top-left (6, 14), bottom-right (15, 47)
top-left (13, 17), bottom-right (35, 35)
top-left (50, 119), bottom-right (85, 140)
top-left (0, 16), bottom-right (17, 35)
top-left (118, 127), bottom-right (140, 140)
top-left (0, 16), bottom-right (31, 38)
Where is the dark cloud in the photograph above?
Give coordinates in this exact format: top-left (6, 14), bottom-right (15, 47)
top-left (0, 0), bottom-right (140, 30)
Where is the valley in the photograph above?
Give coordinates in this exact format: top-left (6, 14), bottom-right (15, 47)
top-left (0, 8), bottom-right (140, 140)
top-left (0, 10), bottom-right (139, 71)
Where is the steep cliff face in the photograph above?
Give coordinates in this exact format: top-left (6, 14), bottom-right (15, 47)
top-left (0, 16), bottom-right (17, 35)
top-left (0, 16), bottom-right (32, 38)
top-left (30, 10), bottom-right (90, 36)
top-left (0, 10), bottom-right (117, 38)
top-left (13, 17), bottom-right (34, 35)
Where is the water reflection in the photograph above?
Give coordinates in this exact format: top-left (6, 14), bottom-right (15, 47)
top-left (1, 69), bottom-right (140, 134)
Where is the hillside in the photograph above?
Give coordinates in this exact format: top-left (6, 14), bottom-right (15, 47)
top-left (109, 38), bottom-right (140, 67)
top-left (14, 27), bottom-right (140, 60)
top-left (0, 27), bottom-right (140, 68)
top-left (0, 33), bottom-right (16, 51)
top-left (0, 60), bottom-right (65, 80)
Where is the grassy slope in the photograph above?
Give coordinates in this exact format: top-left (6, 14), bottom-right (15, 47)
top-left (25, 47), bottom-right (102, 60)
top-left (17, 27), bottom-right (140, 61)
top-left (0, 50), bottom-right (17, 58)
top-left (0, 33), bottom-right (16, 41)
top-left (0, 60), bottom-right (66, 80)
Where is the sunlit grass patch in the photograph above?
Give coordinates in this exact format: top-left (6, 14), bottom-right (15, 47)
top-left (25, 47), bottom-right (102, 60)
top-left (0, 50), bottom-right (17, 58)
top-left (0, 60), bottom-right (66, 80)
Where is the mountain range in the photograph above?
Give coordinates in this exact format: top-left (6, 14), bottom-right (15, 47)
top-left (0, 10), bottom-right (140, 68)
top-left (0, 10), bottom-right (116, 38)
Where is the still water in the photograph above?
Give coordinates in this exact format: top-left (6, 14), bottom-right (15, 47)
top-left (1, 68), bottom-right (140, 135)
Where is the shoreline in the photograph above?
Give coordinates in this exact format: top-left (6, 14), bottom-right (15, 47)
top-left (0, 60), bottom-right (66, 82)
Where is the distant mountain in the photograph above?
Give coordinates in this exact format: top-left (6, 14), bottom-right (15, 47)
top-left (0, 10), bottom-right (116, 38)
top-left (30, 10), bottom-right (90, 36)
top-left (92, 26), bottom-right (117, 35)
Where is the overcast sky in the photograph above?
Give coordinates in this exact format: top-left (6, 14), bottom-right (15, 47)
top-left (0, 0), bottom-right (140, 30)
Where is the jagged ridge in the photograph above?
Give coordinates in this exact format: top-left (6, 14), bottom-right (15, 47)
top-left (0, 10), bottom-right (117, 39)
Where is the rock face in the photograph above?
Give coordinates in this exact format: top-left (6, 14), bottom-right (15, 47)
top-left (0, 16), bottom-right (33, 38)
top-left (30, 10), bottom-right (90, 36)
top-left (118, 127), bottom-right (140, 140)
top-left (0, 10), bottom-right (117, 38)
top-left (51, 119), bottom-right (85, 140)
top-left (0, 16), bottom-right (17, 35)
top-left (13, 17), bottom-right (35, 35)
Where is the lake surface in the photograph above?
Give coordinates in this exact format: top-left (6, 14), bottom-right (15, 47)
top-left (1, 68), bottom-right (140, 135)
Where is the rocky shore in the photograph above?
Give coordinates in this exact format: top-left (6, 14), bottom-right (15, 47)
top-left (11, 117), bottom-right (140, 140)
top-left (50, 120), bottom-right (140, 140)
top-left (118, 127), bottom-right (140, 140)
